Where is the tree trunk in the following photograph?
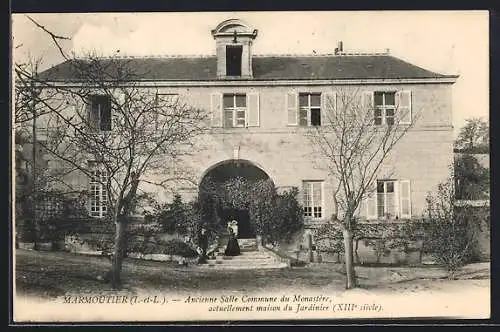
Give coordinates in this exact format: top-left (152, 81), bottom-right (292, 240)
top-left (354, 238), bottom-right (360, 264)
top-left (110, 219), bottom-right (127, 289)
top-left (342, 228), bottom-right (356, 289)
top-left (109, 173), bottom-right (140, 289)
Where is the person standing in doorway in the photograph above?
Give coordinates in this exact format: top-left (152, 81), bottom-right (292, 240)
top-left (224, 220), bottom-right (240, 256)
top-left (197, 225), bottom-right (209, 263)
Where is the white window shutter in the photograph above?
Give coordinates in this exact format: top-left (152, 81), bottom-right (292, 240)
top-left (396, 90), bottom-right (412, 124)
top-left (399, 180), bottom-right (411, 219)
top-left (322, 92), bottom-right (336, 126)
top-left (210, 92), bottom-right (223, 127)
top-left (362, 91), bottom-right (374, 112)
top-left (246, 92), bottom-right (260, 127)
top-left (365, 186), bottom-right (378, 220)
top-left (286, 91), bottom-right (298, 126)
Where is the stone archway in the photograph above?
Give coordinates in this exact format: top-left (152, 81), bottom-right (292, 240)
top-left (199, 159), bottom-right (272, 239)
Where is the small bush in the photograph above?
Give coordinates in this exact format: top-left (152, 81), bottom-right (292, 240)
top-left (423, 177), bottom-right (478, 278)
top-left (144, 194), bottom-right (197, 235)
top-left (163, 239), bottom-right (198, 258)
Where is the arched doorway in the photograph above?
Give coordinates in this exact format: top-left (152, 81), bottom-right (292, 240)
top-left (199, 159), bottom-right (272, 239)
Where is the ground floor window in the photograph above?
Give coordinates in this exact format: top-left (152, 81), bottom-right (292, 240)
top-left (303, 180), bottom-right (323, 218)
top-left (89, 163), bottom-right (108, 218)
top-left (367, 179), bottom-right (411, 220)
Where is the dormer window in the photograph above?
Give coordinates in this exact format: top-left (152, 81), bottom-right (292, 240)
top-left (226, 45), bottom-right (242, 76)
top-left (212, 19), bottom-right (258, 78)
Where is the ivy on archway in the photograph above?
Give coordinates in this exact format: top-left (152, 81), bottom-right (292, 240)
top-left (198, 176), bottom-right (304, 244)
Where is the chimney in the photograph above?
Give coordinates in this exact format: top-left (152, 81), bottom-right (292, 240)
top-left (335, 41), bottom-right (344, 55)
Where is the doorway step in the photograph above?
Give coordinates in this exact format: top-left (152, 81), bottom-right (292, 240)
top-left (198, 238), bottom-right (287, 270)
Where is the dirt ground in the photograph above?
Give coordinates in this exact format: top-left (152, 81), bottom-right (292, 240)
top-left (13, 249), bottom-right (490, 321)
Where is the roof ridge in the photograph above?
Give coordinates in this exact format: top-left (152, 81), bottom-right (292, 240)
top-left (77, 54), bottom-right (217, 60)
top-left (254, 52), bottom-right (390, 57)
top-left (72, 52), bottom-right (392, 60)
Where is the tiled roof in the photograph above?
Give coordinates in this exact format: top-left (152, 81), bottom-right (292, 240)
top-left (38, 55), bottom-right (455, 81)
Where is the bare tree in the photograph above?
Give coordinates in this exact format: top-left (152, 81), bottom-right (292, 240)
top-left (14, 18), bottom-right (209, 288)
top-left (306, 88), bottom-right (416, 289)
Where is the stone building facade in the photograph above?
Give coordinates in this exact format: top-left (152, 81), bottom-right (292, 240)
top-left (34, 19), bottom-right (458, 236)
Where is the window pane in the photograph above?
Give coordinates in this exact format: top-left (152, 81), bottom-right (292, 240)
top-left (236, 110), bottom-right (245, 119)
top-left (311, 94), bottom-right (321, 107)
top-left (386, 117), bottom-right (394, 126)
top-left (226, 46), bottom-right (242, 76)
top-left (386, 108), bottom-right (394, 116)
top-left (235, 95), bottom-right (246, 107)
top-left (374, 108), bottom-right (382, 117)
top-left (377, 193), bottom-right (385, 217)
top-left (374, 117), bottom-right (382, 125)
top-left (377, 181), bottom-right (385, 193)
top-left (374, 92), bottom-right (383, 106)
top-left (299, 94), bottom-right (308, 107)
top-left (313, 183), bottom-right (321, 201)
top-left (386, 193), bottom-right (395, 216)
top-left (299, 109), bottom-right (308, 126)
top-left (385, 92), bottom-right (395, 106)
top-left (99, 99), bottom-right (112, 131)
top-left (224, 110), bottom-right (233, 127)
top-left (223, 95), bottom-right (234, 108)
top-left (310, 109), bottom-right (321, 126)
top-left (386, 181), bottom-right (394, 193)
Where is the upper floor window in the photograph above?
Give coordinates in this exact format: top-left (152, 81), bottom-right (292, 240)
top-left (299, 93), bottom-right (321, 126)
top-left (226, 45), bottom-right (242, 76)
top-left (303, 180), bottom-right (323, 218)
top-left (374, 92), bottom-right (395, 126)
top-left (87, 95), bottom-right (111, 131)
top-left (223, 94), bottom-right (246, 128)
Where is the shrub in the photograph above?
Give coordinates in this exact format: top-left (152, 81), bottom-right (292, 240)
top-left (423, 177), bottom-right (479, 278)
top-left (314, 223), bottom-right (345, 262)
top-left (163, 239), bottom-right (198, 258)
top-left (144, 194), bottom-right (195, 235)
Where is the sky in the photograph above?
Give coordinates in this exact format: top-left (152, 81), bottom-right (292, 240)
top-left (12, 11), bottom-right (489, 135)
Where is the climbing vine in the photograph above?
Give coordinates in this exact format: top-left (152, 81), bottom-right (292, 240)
top-left (198, 177), bottom-right (303, 244)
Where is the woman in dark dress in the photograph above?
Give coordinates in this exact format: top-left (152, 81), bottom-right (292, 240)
top-left (197, 226), bottom-right (209, 263)
top-left (224, 222), bottom-right (240, 256)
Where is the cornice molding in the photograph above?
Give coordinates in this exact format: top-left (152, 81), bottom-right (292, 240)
top-left (39, 77), bottom-right (458, 89)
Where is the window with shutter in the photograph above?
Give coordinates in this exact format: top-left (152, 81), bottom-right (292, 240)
top-left (373, 92), bottom-right (396, 126)
top-left (298, 93), bottom-right (322, 126)
top-left (303, 181), bottom-right (323, 218)
top-left (366, 179), bottom-right (412, 220)
top-left (222, 94), bottom-right (247, 128)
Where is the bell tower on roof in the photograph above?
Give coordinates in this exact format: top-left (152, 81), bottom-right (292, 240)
top-left (211, 19), bottom-right (258, 79)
